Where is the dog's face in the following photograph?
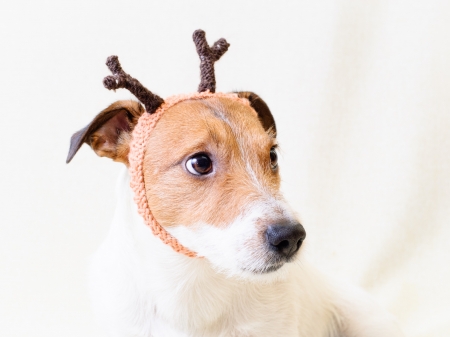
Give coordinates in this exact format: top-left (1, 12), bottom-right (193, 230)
top-left (68, 93), bottom-right (305, 279)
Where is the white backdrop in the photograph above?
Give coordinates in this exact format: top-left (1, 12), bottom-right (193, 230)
top-left (1, 1), bottom-right (449, 336)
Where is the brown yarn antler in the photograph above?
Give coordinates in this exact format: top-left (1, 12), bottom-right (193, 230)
top-left (103, 56), bottom-right (164, 114)
top-left (193, 30), bottom-right (230, 93)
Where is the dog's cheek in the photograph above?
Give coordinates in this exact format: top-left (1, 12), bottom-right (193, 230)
top-left (164, 219), bottom-right (255, 274)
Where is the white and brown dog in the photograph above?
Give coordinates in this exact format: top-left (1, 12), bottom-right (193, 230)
top-left (68, 30), bottom-right (403, 337)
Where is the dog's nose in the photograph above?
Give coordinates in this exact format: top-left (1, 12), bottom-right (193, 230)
top-left (266, 223), bottom-right (306, 259)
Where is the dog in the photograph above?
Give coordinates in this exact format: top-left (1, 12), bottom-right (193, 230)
top-left (67, 30), bottom-right (403, 337)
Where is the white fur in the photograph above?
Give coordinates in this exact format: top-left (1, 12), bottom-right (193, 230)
top-left (89, 168), bottom-right (403, 337)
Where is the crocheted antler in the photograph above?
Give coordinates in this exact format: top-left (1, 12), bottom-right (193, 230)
top-left (103, 56), bottom-right (164, 114)
top-left (193, 29), bottom-right (230, 93)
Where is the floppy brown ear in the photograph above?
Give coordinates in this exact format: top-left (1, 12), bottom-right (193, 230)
top-left (236, 91), bottom-right (276, 136)
top-left (66, 100), bottom-right (145, 165)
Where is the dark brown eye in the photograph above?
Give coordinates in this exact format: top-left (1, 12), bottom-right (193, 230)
top-left (186, 153), bottom-right (213, 175)
top-left (270, 147), bottom-right (278, 170)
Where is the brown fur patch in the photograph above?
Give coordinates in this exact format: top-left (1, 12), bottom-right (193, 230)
top-left (143, 96), bottom-right (280, 228)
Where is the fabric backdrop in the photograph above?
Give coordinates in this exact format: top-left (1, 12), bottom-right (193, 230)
top-left (1, 1), bottom-right (448, 336)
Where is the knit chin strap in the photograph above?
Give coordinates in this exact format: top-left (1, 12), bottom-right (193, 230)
top-left (128, 92), bottom-right (250, 258)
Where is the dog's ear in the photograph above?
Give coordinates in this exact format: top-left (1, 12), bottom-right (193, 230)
top-left (66, 100), bottom-right (145, 165)
top-left (236, 91), bottom-right (276, 136)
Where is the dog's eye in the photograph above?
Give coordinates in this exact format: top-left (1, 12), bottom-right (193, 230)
top-left (270, 147), bottom-right (278, 170)
top-left (186, 153), bottom-right (213, 175)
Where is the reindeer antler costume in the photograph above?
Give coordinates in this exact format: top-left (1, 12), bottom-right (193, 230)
top-left (73, 29), bottom-right (251, 258)
top-left (102, 55), bottom-right (165, 113)
top-left (103, 29), bottom-right (229, 115)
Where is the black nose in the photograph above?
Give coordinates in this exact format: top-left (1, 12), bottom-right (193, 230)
top-left (266, 223), bottom-right (306, 259)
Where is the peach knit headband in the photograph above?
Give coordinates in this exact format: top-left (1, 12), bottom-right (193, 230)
top-left (103, 30), bottom-right (242, 257)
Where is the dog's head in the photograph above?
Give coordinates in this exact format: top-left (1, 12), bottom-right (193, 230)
top-left (68, 30), bottom-right (305, 280)
top-left (68, 92), bottom-right (306, 279)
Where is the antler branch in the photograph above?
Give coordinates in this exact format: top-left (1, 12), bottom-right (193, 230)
top-left (193, 30), bottom-right (230, 93)
top-left (103, 56), bottom-right (164, 114)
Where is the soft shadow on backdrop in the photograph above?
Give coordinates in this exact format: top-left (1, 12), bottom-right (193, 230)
top-left (1, 1), bottom-right (449, 336)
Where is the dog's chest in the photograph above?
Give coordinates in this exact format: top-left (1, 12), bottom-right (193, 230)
top-left (142, 267), bottom-right (298, 336)
top-left (147, 288), bottom-right (300, 337)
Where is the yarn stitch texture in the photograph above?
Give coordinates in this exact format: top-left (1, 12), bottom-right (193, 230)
top-left (192, 29), bottom-right (230, 93)
top-left (103, 56), bottom-right (164, 114)
top-left (128, 91), bottom-right (252, 258)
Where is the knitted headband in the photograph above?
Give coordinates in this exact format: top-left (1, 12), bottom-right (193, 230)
top-left (104, 30), bottom-right (247, 258)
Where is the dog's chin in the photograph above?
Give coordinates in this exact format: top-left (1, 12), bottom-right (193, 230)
top-left (232, 261), bottom-right (292, 284)
top-left (228, 253), bottom-right (302, 283)
top-left (245, 249), bottom-right (302, 273)
top-left (243, 263), bottom-right (284, 274)
top-left (195, 244), bottom-right (305, 283)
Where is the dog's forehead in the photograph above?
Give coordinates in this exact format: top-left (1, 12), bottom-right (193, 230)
top-left (147, 96), bottom-right (272, 151)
